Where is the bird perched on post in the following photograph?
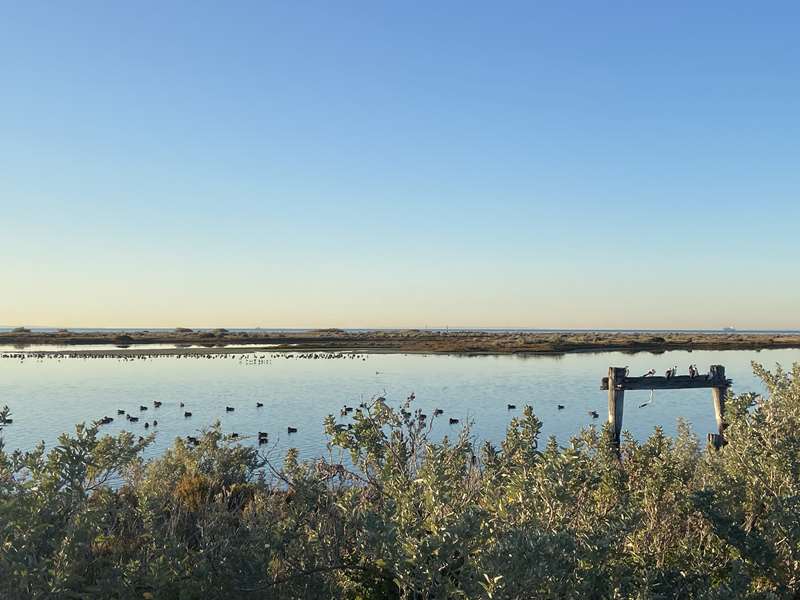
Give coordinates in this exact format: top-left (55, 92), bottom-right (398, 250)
top-left (643, 369), bottom-right (656, 377)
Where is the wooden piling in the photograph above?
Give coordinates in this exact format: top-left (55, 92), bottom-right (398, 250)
top-left (607, 367), bottom-right (627, 449)
top-left (710, 365), bottom-right (727, 449)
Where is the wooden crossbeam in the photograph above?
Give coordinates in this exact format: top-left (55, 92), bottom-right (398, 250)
top-left (600, 374), bottom-right (732, 391)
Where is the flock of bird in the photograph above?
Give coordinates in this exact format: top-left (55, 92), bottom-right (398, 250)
top-left (628, 364), bottom-right (715, 409)
top-left (90, 393), bottom-right (546, 446)
top-left (1, 351), bottom-right (369, 364)
top-left (637, 364), bottom-right (707, 379)
top-left (94, 399), bottom-right (280, 446)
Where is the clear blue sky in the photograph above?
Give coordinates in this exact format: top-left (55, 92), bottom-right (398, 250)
top-left (2, 1), bottom-right (798, 329)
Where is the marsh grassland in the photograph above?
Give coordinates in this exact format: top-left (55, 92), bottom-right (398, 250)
top-left (4, 328), bottom-right (800, 357)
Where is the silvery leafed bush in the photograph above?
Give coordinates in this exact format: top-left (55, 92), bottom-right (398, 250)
top-left (1, 363), bottom-right (799, 599)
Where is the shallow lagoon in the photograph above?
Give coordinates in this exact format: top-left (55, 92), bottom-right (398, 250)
top-left (1, 348), bottom-right (798, 459)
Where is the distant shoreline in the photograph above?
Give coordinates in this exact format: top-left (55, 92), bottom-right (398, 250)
top-left (2, 329), bottom-right (800, 357)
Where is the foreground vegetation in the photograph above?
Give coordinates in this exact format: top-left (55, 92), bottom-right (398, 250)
top-left (2, 364), bottom-right (800, 599)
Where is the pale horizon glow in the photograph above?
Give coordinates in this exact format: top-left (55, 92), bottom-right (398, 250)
top-left (2, 2), bottom-right (799, 330)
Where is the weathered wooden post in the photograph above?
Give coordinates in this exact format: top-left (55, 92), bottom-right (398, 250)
top-left (608, 367), bottom-right (627, 450)
top-left (708, 364), bottom-right (728, 449)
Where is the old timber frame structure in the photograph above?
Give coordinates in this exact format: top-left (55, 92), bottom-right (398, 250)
top-left (601, 365), bottom-right (732, 450)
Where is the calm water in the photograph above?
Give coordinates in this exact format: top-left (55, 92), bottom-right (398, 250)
top-left (1, 348), bottom-right (798, 460)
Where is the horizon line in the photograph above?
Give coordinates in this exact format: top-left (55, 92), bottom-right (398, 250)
top-left (3, 325), bottom-right (799, 333)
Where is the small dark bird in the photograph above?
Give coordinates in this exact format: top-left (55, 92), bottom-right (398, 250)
top-left (184, 411), bottom-right (192, 417)
top-left (144, 422), bottom-right (149, 429)
top-left (117, 409), bottom-right (126, 415)
top-left (153, 401), bottom-right (162, 408)
top-left (557, 405), bottom-right (565, 410)
top-left (344, 406), bottom-right (353, 413)
top-left (153, 420), bottom-right (158, 426)
top-left (639, 402), bottom-right (649, 408)
top-left (507, 404), bottom-right (516, 410)
top-left (258, 431), bottom-right (268, 438)
top-left (256, 402), bottom-right (263, 408)
top-left (643, 369), bottom-right (656, 377)
top-left (230, 432), bottom-right (239, 438)
top-left (589, 411), bottom-right (599, 419)
top-left (434, 409), bottom-right (444, 416)
top-left (129, 416), bottom-right (139, 423)
top-left (180, 402), bottom-right (185, 407)
top-left (98, 416), bottom-right (113, 425)
top-left (139, 405), bottom-right (148, 411)
top-left (258, 437), bottom-right (269, 444)
top-left (186, 436), bottom-right (199, 445)
top-left (226, 406), bottom-right (235, 412)
top-left (449, 418), bottom-right (460, 425)
top-left (287, 426), bottom-right (298, 434)
top-left (419, 413), bottom-right (427, 420)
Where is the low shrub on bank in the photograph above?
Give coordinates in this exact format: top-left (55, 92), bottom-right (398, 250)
top-left (1, 363), bottom-right (800, 599)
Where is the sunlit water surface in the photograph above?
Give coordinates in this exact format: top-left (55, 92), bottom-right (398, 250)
top-left (1, 348), bottom-right (798, 461)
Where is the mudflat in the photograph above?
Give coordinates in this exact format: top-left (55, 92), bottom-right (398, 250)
top-left (2, 329), bottom-right (800, 356)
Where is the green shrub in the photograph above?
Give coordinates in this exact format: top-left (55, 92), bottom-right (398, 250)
top-left (1, 363), bottom-right (800, 598)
